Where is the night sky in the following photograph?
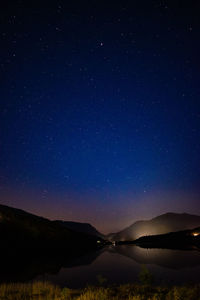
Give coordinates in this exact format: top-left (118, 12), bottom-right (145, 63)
top-left (0, 1), bottom-right (200, 233)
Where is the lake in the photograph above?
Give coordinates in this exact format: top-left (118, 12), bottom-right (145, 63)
top-left (32, 245), bottom-right (200, 288)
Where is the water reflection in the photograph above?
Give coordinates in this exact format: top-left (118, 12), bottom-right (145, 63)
top-left (35, 245), bottom-right (200, 287)
top-left (114, 245), bottom-right (200, 269)
top-left (0, 249), bottom-right (102, 284)
top-left (1, 246), bottom-right (200, 287)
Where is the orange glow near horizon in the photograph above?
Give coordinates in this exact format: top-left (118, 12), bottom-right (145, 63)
top-left (192, 233), bottom-right (199, 237)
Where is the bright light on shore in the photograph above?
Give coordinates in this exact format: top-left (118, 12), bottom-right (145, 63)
top-left (192, 233), bottom-right (199, 237)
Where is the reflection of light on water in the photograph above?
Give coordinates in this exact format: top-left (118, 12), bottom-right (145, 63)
top-left (115, 245), bottom-right (200, 272)
top-left (35, 245), bottom-right (200, 287)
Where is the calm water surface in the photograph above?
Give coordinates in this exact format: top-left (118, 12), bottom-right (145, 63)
top-left (35, 245), bottom-right (200, 288)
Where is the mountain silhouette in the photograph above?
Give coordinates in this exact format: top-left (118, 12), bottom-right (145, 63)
top-left (108, 212), bottom-right (200, 241)
top-left (54, 220), bottom-right (104, 238)
top-left (0, 204), bottom-right (103, 252)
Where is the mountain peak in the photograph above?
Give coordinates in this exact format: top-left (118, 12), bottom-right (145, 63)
top-left (109, 212), bottom-right (200, 241)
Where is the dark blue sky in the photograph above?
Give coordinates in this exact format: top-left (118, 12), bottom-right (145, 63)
top-left (0, 1), bottom-right (200, 232)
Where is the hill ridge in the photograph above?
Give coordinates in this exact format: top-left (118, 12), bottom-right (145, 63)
top-left (108, 212), bottom-right (200, 241)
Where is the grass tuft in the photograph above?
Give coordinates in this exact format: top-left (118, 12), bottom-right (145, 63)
top-left (1, 282), bottom-right (200, 300)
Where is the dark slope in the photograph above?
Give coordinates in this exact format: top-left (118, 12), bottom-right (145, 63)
top-left (135, 226), bottom-right (200, 250)
top-left (54, 220), bottom-right (104, 238)
top-left (109, 213), bottom-right (200, 241)
top-left (0, 204), bottom-right (103, 252)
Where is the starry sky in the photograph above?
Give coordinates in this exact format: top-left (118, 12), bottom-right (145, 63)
top-left (0, 1), bottom-right (200, 233)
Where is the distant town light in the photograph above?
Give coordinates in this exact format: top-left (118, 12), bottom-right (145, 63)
top-left (192, 233), bottom-right (199, 237)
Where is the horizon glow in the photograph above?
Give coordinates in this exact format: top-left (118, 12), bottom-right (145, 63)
top-left (0, 1), bottom-right (200, 233)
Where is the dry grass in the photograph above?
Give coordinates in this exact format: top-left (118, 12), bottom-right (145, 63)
top-left (0, 282), bottom-right (200, 300)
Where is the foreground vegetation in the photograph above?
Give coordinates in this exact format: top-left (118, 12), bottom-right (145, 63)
top-left (1, 281), bottom-right (200, 300)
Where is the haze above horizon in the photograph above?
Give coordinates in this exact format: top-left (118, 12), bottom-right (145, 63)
top-left (0, 1), bottom-right (200, 233)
